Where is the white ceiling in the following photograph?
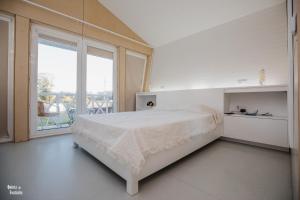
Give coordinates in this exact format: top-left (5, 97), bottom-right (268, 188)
top-left (99, 0), bottom-right (285, 47)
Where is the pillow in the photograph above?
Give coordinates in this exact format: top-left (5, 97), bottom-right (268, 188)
top-left (182, 104), bottom-right (222, 124)
top-left (152, 104), bottom-right (182, 111)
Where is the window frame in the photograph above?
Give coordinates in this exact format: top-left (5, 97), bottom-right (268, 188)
top-left (30, 24), bottom-right (83, 138)
top-left (29, 24), bottom-right (118, 138)
top-left (82, 38), bottom-right (118, 114)
top-left (0, 13), bottom-right (14, 142)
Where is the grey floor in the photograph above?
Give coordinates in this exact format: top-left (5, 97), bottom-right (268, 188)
top-left (0, 135), bottom-right (292, 200)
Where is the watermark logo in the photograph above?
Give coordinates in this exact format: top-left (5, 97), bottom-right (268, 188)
top-left (7, 184), bottom-right (23, 196)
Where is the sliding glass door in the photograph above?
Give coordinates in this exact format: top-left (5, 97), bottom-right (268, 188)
top-left (30, 25), bottom-right (117, 137)
top-left (83, 40), bottom-right (117, 115)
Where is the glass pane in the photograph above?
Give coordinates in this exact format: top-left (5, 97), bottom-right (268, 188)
top-left (86, 47), bottom-right (114, 114)
top-left (37, 40), bottom-right (77, 131)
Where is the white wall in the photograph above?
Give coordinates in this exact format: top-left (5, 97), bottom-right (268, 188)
top-left (150, 3), bottom-right (288, 91)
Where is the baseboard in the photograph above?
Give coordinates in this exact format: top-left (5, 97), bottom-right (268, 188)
top-left (220, 136), bottom-right (290, 152)
top-left (0, 137), bottom-right (13, 143)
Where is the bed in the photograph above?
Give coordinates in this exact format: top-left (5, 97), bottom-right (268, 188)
top-left (72, 89), bottom-right (224, 195)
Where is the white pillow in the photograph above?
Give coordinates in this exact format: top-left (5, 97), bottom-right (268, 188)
top-left (183, 104), bottom-right (222, 124)
top-left (152, 104), bottom-right (182, 111)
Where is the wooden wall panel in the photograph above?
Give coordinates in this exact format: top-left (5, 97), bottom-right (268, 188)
top-left (143, 55), bottom-right (153, 92)
top-left (0, 21), bottom-right (9, 137)
top-left (84, 0), bottom-right (145, 44)
top-left (83, 24), bottom-right (152, 55)
top-left (31, 0), bottom-right (84, 19)
top-left (14, 15), bottom-right (30, 142)
top-left (118, 47), bottom-right (126, 112)
top-left (0, 0), bottom-right (152, 54)
top-left (297, 0), bottom-right (300, 197)
top-left (0, 0), bottom-right (83, 34)
top-left (0, 0), bottom-right (152, 141)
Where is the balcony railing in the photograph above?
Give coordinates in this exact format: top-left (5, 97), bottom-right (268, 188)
top-left (37, 92), bottom-right (113, 130)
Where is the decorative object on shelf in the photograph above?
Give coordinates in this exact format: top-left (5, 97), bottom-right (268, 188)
top-left (136, 93), bottom-right (157, 111)
top-left (259, 69), bottom-right (265, 85)
top-left (224, 112), bottom-right (235, 115)
top-left (261, 112), bottom-right (273, 117)
top-left (224, 109), bottom-right (274, 118)
top-left (240, 108), bottom-right (247, 113)
top-left (146, 101), bottom-right (155, 107)
top-left (245, 110), bottom-right (258, 116)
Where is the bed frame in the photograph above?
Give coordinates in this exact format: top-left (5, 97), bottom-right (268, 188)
top-left (73, 88), bottom-right (224, 195)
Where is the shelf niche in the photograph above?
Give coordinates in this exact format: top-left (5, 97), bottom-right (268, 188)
top-left (224, 91), bottom-right (287, 119)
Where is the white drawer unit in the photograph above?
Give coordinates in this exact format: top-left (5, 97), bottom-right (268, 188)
top-left (224, 115), bottom-right (288, 148)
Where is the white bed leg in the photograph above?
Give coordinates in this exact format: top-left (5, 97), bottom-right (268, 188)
top-left (126, 179), bottom-right (138, 195)
top-left (73, 142), bottom-right (79, 148)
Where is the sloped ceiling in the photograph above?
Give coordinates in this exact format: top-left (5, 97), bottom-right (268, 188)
top-left (99, 0), bottom-right (285, 47)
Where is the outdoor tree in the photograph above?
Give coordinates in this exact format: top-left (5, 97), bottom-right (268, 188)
top-left (38, 73), bottom-right (54, 102)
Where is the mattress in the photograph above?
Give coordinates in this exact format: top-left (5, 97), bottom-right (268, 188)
top-left (72, 108), bottom-right (221, 174)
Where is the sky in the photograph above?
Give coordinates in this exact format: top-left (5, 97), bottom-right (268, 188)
top-left (38, 43), bottom-right (113, 94)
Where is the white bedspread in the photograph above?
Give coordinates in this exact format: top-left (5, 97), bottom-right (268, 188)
top-left (72, 108), bottom-right (220, 174)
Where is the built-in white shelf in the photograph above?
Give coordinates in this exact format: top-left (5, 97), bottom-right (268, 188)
top-left (136, 92), bottom-right (157, 96)
top-left (136, 88), bottom-right (289, 149)
top-left (224, 85), bottom-right (288, 93)
top-left (224, 113), bottom-right (288, 121)
top-left (223, 86), bottom-right (288, 149)
top-left (136, 92), bottom-right (157, 111)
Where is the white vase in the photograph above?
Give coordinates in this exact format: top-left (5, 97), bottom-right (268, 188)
top-left (259, 69), bottom-right (265, 85)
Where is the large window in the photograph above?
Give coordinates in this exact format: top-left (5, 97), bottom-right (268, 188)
top-left (30, 25), bottom-right (117, 137)
top-left (83, 42), bottom-right (117, 115)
